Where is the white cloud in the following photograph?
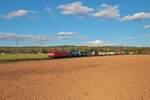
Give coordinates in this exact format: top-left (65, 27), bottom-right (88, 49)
top-left (57, 31), bottom-right (77, 36)
top-left (4, 9), bottom-right (28, 19)
top-left (0, 33), bottom-right (55, 41)
top-left (58, 3), bottom-right (120, 19)
top-left (56, 31), bottom-right (87, 40)
top-left (56, 31), bottom-right (78, 39)
top-left (0, 32), bottom-right (87, 42)
top-left (144, 24), bottom-right (150, 29)
top-left (3, 9), bottom-right (38, 19)
top-left (78, 35), bottom-right (88, 40)
top-left (88, 40), bottom-right (104, 45)
top-left (120, 37), bottom-right (134, 40)
top-left (93, 4), bottom-right (120, 19)
top-left (87, 40), bottom-right (117, 46)
top-left (58, 1), bottom-right (94, 15)
top-left (126, 37), bottom-right (134, 40)
top-left (138, 34), bottom-right (150, 37)
top-left (122, 12), bottom-right (150, 21)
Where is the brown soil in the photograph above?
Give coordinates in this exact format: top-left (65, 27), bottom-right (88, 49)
top-left (0, 55), bottom-right (150, 100)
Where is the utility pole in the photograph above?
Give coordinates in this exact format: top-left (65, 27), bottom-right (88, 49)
top-left (40, 40), bottom-right (43, 54)
top-left (39, 36), bottom-right (45, 54)
top-left (16, 39), bottom-right (19, 54)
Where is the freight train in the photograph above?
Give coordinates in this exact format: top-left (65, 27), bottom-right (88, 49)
top-left (48, 50), bottom-right (121, 58)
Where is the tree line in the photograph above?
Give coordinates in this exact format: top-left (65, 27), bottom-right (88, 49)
top-left (0, 46), bottom-right (150, 54)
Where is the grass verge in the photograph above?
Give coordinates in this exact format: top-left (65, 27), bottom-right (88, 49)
top-left (0, 54), bottom-right (50, 63)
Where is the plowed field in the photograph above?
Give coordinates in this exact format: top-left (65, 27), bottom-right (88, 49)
top-left (0, 55), bottom-right (150, 100)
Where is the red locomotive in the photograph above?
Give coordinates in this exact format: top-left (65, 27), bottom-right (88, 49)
top-left (48, 51), bottom-right (69, 58)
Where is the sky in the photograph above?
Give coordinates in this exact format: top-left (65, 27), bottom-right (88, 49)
top-left (0, 0), bottom-right (150, 47)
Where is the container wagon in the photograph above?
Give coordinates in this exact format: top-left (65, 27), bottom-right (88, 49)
top-left (69, 51), bottom-right (80, 57)
top-left (80, 51), bottom-right (89, 56)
